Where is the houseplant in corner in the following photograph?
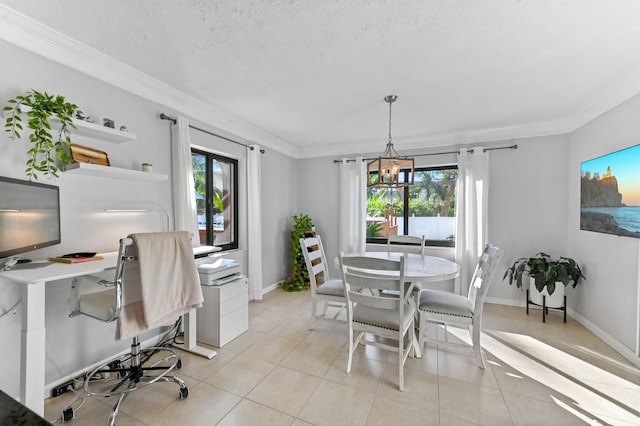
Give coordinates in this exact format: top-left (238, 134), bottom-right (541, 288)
top-left (3, 90), bottom-right (79, 180)
top-left (282, 213), bottom-right (315, 291)
top-left (504, 252), bottom-right (585, 318)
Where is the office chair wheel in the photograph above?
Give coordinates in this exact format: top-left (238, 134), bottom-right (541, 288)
top-left (61, 407), bottom-right (74, 422)
top-left (180, 385), bottom-right (189, 399)
top-left (177, 358), bottom-right (183, 369)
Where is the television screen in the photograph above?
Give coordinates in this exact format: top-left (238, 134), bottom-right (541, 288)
top-left (580, 144), bottom-right (640, 238)
top-left (0, 176), bottom-right (61, 258)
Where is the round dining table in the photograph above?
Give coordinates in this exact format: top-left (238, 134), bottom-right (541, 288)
top-left (336, 251), bottom-right (460, 358)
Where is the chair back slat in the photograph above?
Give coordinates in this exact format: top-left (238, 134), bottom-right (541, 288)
top-left (387, 235), bottom-right (425, 255)
top-left (299, 235), bottom-right (332, 290)
top-left (468, 244), bottom-right (504, 308)
top-left (339, 254), bottom-right (408, 309)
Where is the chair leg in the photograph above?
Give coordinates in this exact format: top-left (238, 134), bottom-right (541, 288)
top-left (471, 323), bottom-right (485, 369)
top-left (398, 335), bottom-right (404, 392)
top-left (346, 327), bottom-right (354, 373)
top-left (320, 299), bottom-right (328, 316)
top-left (418, 313), bottom-right (426, 352)
top-left (310, 295), bottom-right (317, 329)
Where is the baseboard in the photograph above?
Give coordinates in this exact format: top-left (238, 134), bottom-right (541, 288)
top-left (44, 335), bottom-right (159, 398)
top-left (262, 281), bottom-right (282, 295)
top-left (485, 296), bottom-right (525, 307)
top-left (485, 297), bottom-right (640, 368)
top-left (568, 306), bottom-right (640, 368)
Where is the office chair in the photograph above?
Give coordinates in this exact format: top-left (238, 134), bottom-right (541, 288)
top-left (62, 231), bottom-right (203, 426)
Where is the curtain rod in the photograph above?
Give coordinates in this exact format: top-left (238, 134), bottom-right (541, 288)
top-left (332, 144), bottom-right (518, 163)
top-left (159, 113), bottom-right (265, 153)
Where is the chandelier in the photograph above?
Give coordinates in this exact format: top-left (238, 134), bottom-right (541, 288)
top-left (367, 95), bottom-right (414, 187)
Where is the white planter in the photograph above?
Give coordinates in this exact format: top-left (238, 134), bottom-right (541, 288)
top-left (528, 277), bottom-right (565, 308)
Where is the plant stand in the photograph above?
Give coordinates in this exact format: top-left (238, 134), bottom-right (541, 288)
top-left (526, 289), bottom-right (567, 323)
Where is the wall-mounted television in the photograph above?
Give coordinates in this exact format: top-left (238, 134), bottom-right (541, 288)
top-left (0, 176), bottom-right (61, 258)
top-left (580, 144), bottom-right (640, 238)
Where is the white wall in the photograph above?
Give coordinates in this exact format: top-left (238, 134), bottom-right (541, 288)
top-left (568, 94), bottom-right (640, 355)
top-left (0, 40), bottom-right (297, 397)
top-left (488, 134), bottom-right (571, 302)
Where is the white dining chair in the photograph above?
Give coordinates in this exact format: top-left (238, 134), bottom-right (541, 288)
top-left (384, 234), bottom-right (426, 302)
top-left (417, 243), bottom-right (503, 368)
top-left (339, 253), bottom-right (415, 391)
top-left (299, 235), bottom-right (359, 328)
top-left (387, 234), bottom-right (425, 255)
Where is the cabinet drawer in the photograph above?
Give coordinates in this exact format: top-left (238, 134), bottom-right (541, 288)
top-left (219, 279), bottom-right (248, 300)
top-left (219, 306), bottom-right (249, 346)
top-left (220, 292), bottom-right (247, 316)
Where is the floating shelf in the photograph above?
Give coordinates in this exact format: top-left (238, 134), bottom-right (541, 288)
top-left (3, 107), bottom-right (136, 143)
top-left (65, 162), bottom-right (167, 182)
top-left (68, 119), bottom-right (136, 143)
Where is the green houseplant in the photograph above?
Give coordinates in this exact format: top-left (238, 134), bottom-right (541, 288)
top-left (503, 252), bottom-right (585, 296)
top-left (282, 213), bottom-right (315, 291)
top-left (3, 90), bottom-right (79, 180)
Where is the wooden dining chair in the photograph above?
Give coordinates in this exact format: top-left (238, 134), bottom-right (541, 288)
top-left (417, 243), bottom-right (503, 368)
top-left (299, 235), bottom-right (359, 328)
top-left (338, 253), bottom-right (415, 391)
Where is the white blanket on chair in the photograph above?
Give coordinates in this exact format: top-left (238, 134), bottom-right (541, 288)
top-left (117, 231), bottom-right (203, 340)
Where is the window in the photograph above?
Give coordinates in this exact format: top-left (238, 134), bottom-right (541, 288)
top-left (366, 166), bottom-right (458, 247)
top-left (192, 148), bottom-right (238, 251)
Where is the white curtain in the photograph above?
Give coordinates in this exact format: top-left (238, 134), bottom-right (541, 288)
top-left (171, 116), bottom-right (200, 244)
top-left (338, 157), bottom-right (366, 254)
top-left (247, 145), bottom-right (263, 300)
top-left (455, 147), bottom-right (490, 294)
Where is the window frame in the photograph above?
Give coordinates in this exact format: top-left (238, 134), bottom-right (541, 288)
top-left (366, 165), bottom-right (458, 248)
top-left (191, 147), bottom-right (239, 251)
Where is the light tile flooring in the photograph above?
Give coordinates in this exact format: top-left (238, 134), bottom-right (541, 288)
top-left (44, 289), bottom-right (640, 425)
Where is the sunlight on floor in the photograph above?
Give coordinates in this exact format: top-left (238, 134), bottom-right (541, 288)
top-left (479, 328), bottom-right (640, 425)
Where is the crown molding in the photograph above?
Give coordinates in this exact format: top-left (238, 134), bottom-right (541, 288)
top-left (294, 117), bottom-right (576, 159)
top-left (0, 4), bottom-right (296, 156)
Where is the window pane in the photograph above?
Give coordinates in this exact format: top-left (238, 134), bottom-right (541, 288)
top-left (191, 149), bottom-right (238, 251)
top-left (212, 158), bottom-right (234, 246)
top-left (407, 168), bottom-right (457, 243)
top-left (192, 152), bottom-right (207, 244)
top-left (366, 186), bottom-right (403, 238)
top-left (366, 167), bottom-right (457, 246)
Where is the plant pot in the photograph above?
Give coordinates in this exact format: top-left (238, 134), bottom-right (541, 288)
top-left (528, 277), bottom-right (565, 309)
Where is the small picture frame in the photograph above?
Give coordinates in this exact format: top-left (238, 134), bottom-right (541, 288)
top-left (70, 144), bottom-right (110, 166)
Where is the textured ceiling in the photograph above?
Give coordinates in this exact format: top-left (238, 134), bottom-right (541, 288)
top-left (3, 0), bottom-right (640, 157)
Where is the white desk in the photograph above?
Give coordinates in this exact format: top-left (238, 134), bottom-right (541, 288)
top-left (0, 248), bottom-right (218, 416)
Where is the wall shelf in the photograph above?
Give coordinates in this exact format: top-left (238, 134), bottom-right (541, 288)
top-left (68, 119), bottom-right (136, 143)
top-left (3, 107), bottom-right (136, 143)
top-left (65, 162), bottom-right (167, 182)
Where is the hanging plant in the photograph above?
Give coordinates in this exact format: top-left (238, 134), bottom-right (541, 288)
top-left (3, 90), bottom-right (79, 180)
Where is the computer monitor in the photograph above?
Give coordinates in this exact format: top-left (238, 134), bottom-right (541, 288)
top-left (0, 176), bottom-right (61, 259)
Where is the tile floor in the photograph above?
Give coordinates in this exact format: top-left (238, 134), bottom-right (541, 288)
top-left (44, 289), bottom-right (640, 425)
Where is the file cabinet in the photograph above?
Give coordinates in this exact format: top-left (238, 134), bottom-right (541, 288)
top-left (196, 277), bottom-right (249, 347)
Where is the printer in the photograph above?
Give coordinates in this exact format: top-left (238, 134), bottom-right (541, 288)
top-left (197, 258), bottom-right (241, 286)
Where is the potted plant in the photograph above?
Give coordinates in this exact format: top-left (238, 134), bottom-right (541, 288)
top-left (3, 90), bottom-right (79, 180)
top-left (282, 213), bottom-right (315, 291)
top-left (504, 252), bottom-right (585, 309)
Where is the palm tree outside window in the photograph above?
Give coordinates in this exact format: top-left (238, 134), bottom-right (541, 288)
top-left (192, 148), bottom-right (238, 251)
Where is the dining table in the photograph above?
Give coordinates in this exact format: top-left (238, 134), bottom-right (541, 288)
top-left (336, 251), bottom-right (460, 358)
